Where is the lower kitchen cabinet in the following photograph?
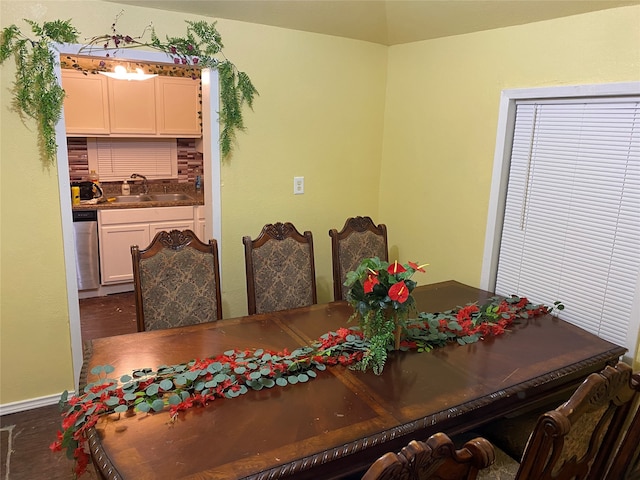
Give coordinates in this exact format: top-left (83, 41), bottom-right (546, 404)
top-left (149, 220), bottom-right (195, 239)
top-left (98, 207), bottom-right (195, 285)
top-left (194, 205), bottom-right (206, 242)
top-left (99, 222), bottom-right (150, 284)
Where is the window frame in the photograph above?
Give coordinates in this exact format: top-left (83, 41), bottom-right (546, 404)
top-left (481, 82), bottom-right (640, 360)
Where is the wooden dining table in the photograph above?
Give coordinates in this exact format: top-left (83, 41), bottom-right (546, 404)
top-left (83, 280), bottom-right (626, 480)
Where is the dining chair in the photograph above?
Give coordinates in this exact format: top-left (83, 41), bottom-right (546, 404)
top-left (361, 432), bottom-right (495, 480)
top-left (242, 222), bottom-right (317, 315)
top-left (599, 371), bottom-right (640, 479)
top-left (131, 229), bottom-right (223, 331)
top-left (477, 361), bottom-right (637, 480)
top-left (329, 216), bottom-right (388, 301)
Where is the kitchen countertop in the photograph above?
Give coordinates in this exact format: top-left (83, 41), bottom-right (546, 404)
top-left (72, 191), bottom-right (204, 210)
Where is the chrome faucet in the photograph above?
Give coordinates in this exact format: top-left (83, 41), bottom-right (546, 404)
top-left (130, 173), bottom-right (148, 194)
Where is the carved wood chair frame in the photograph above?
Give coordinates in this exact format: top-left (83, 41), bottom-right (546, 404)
top-left (514, 361), bottom-right (636, 480)
top-left (361, 432), bottom-right (495, 480)
top-left (131, 229), bottom-right (223, 331)
top-left (242, 222), bottom-right (317, 315)
top-left (329, 216), bottom-right (388, 301)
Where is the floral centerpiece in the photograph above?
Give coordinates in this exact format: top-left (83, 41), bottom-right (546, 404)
top-left (344, 257), bottom-right (428, 374)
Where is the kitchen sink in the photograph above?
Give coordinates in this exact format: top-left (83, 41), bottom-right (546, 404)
top-left (149, 193), bottom-right (194, 202)
top-left (112, 195), bottom-right (153, 203)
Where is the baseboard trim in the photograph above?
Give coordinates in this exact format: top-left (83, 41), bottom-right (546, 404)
top-left (78, 282), bottom-right (133, 299)
top-left (0, 391), bottom-right (75, 416)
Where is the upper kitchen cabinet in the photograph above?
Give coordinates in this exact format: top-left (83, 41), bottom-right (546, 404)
top-left (61, 70), bottom-right (202, 138)
top-left (62, 70), bottom-right (110, 135)
top-left (156, 77), bottom-right (201, 136)
top-left (108, 77), bottom-right (157, 134)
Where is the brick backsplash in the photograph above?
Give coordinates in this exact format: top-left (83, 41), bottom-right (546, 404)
top-left (68, 138), bottom-right (202, 184)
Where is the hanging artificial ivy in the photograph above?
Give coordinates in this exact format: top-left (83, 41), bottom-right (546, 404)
top-left (0, 13), bottom-right (258, 164)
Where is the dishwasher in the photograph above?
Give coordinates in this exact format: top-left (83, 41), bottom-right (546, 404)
top-left (73, 210), bottom-right (100, 290)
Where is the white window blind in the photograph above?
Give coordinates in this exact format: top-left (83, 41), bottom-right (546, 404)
top-left (496, 99), bottom-right (640, 349)
top-left (87, 138), bottom-right (178, 181)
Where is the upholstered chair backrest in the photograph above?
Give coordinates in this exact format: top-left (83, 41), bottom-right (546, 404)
top-left (243, 222), bottom-right (317, 315)
top-left (514, 361), bottom-right (636, 480)
top-left (131, 229), bottom-right (222, 331)
top-left (329, 216), bottom-right (388, 301)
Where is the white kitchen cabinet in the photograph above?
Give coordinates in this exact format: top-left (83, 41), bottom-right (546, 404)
top-left (99, 223), bottom-right (150, 284)
top-left (61, 70), bottom-right (110, 135)
top-left (194, 205), bottom-right (206, 242)
top-left (149, 220), bottom-right (195, 239)
top-left (61, 70), bottom-right (201, 138)
top-left (156, 76), bottom-right (201, 136)
top-left (99, 207), bottom-right (195, 284)
top-left (108, 77), bottom-right (157, 134)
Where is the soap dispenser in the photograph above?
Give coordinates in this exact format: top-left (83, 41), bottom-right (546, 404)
top-left (121, 180), bottom-right (130, 195)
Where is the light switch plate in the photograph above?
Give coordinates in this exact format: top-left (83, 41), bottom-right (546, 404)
top-left (294, 176), bottom-right (304, 194)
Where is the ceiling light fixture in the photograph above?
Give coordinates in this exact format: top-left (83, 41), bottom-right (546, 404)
top-left (99, 65), bottom-right (157, 81)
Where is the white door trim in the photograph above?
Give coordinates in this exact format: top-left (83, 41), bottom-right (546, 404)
top-left (53, 43), bottom-right (221, 389)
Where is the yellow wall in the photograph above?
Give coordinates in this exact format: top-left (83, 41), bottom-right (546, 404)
top-left (1, 1), bottom-right (639, 405)
top-left (213, 19), bottom-right (387, 316)
top-left (0, 0), bottom-right (387, 405)
top-left (380, 6), bottom-right (640, 287)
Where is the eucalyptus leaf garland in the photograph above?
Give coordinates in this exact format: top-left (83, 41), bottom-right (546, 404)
top-left (0, 14), bottom-right (257, 164)
top-left (50, 295), bottom-right (554, 477)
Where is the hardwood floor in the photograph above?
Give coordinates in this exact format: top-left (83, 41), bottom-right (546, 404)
top-left (1, 292), bottom-right (136, 480)
top-left (79, 291), bottom-right (137, 342)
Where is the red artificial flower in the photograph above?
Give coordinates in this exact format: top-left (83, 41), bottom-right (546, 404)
top-left (363, 272), bottom-right (380, 293)
top-left (49, 432), bottom-right (63, 452)
top-left (491, 323), bottom-right (506, 335)
top-left (456, 304), bottom-right (479, 322)
top-left (336, 327), bottom-right (351, 339)
top-left (49, 441), bottom-right (62, 452)
top-left (408, 261), bottom-right (427, 273)
top-left (89, 383), bottom-right (109, 394)
top-left (62, 411), bottom-right (80, 430)
top-left (387, 261), bottom-right (406, 274)
top-left (338, 355), bottom-right (350, 365)
top-left (388, 281), bottom-right (409, 303)
top-left (74, 447), bottom-right (90, 477)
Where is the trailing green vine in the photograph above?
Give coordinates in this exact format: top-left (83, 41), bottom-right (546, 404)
top-left (0, 20), bottom-right (80, 163)
top-left (0, 13), bottom-right (257, 164)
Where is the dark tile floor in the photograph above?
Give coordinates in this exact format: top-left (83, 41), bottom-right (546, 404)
top-left (1, 292), bottom-right (136, 480)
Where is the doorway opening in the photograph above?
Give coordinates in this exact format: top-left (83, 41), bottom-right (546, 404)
top-left (54, 44), bottom-right (221, 389)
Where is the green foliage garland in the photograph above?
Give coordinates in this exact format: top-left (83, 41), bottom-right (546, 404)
top-left (50, 295), bottom-right (553, 477)
top-left (0, 14), bottom-right (258, 164)
top-left (0, 20), bottom-right (80, 163)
